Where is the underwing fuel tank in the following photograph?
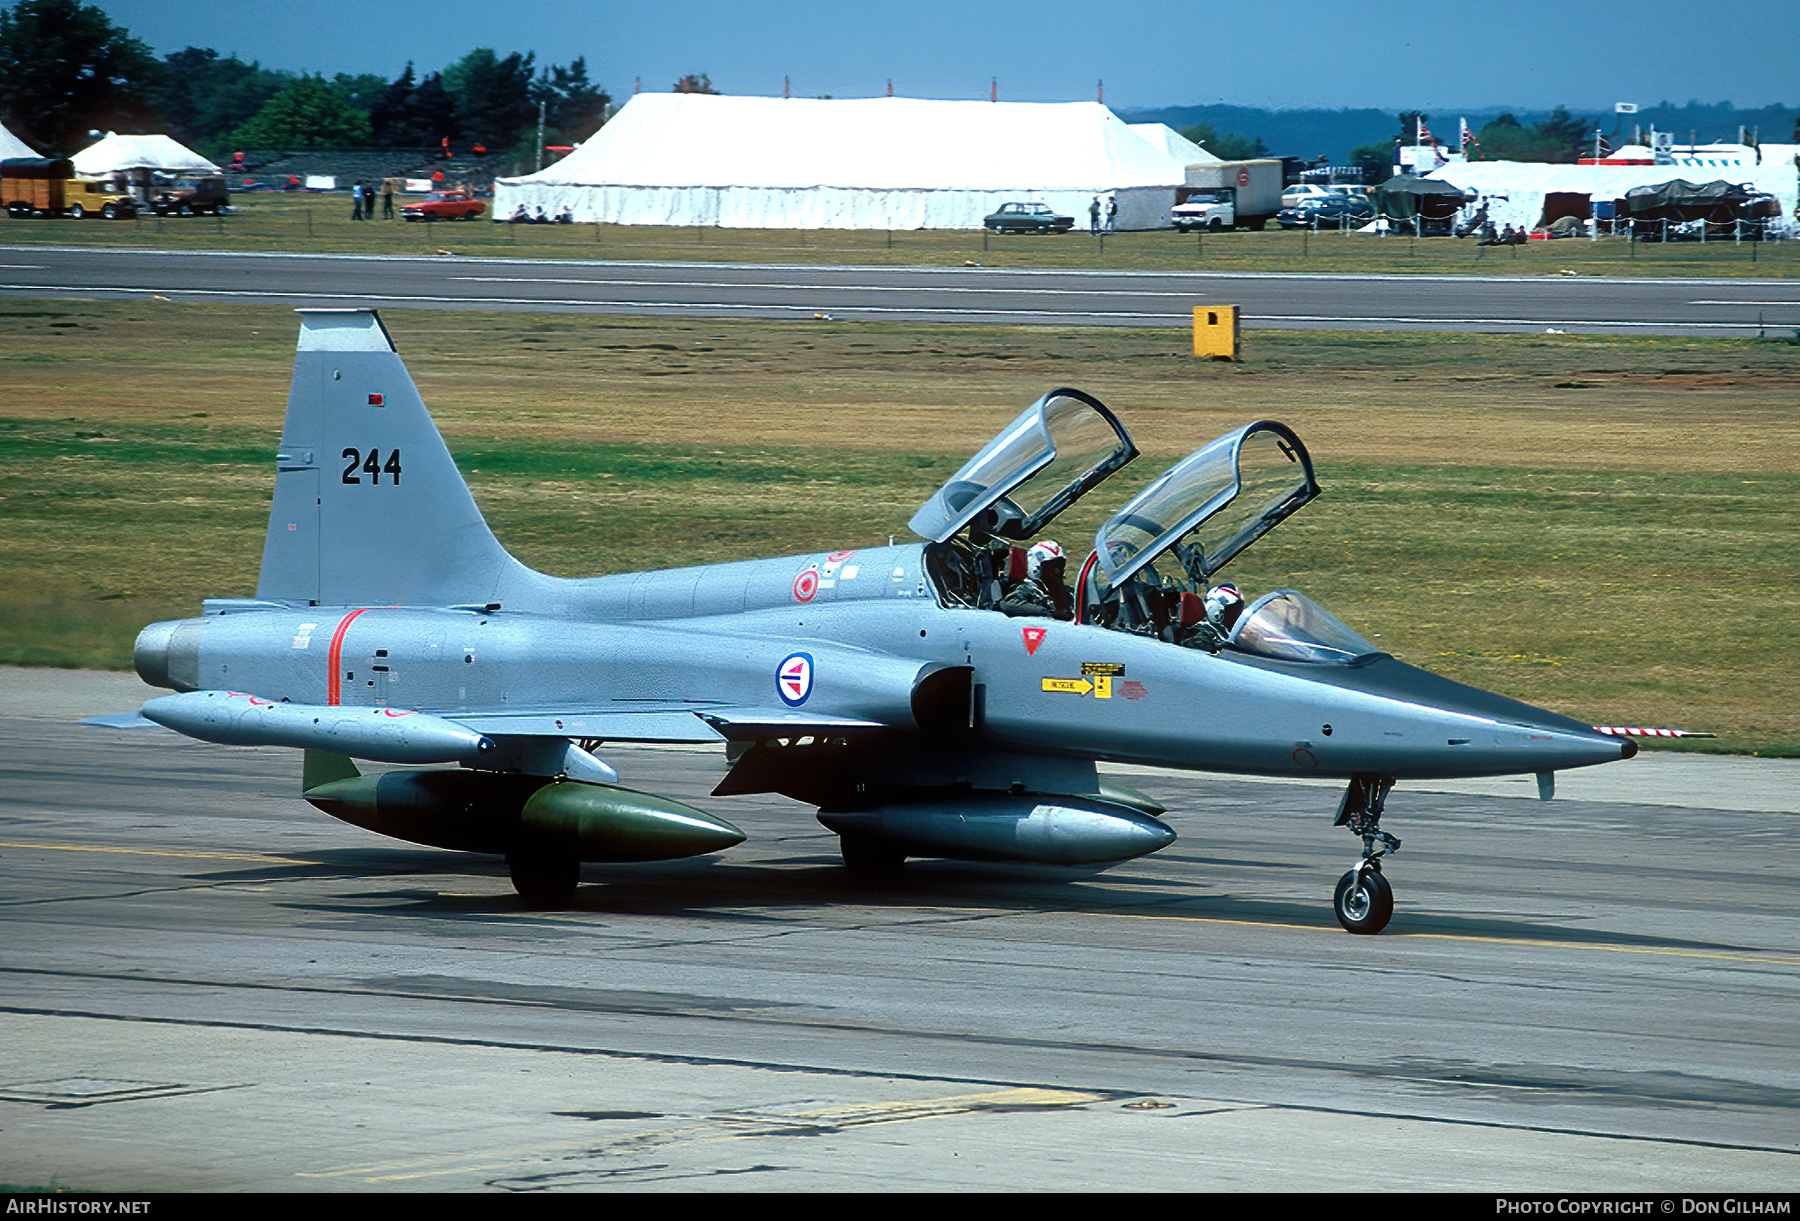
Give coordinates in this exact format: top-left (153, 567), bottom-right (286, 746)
top-left (818, 795), bottom-right (1175, 866)
top-left (303, 758), bottom-right (745, 862)
top-left (144, 689), bottom-right (494, 765)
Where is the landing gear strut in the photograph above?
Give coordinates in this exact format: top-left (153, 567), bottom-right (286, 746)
top-left (507, 851), bottom-right (580, 909)
top-left (839, 834), bottom-right (906, 876)
top-left (1332, 775), bottom-right (1400, 934)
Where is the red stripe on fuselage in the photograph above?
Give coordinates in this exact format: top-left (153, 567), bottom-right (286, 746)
top-left (325, 608), bottom-right (370, 706)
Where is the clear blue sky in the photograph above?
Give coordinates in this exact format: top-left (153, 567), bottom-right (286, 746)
top-left (94, 0), bottom-right (1797, 112)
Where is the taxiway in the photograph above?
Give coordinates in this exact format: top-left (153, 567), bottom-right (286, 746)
top-left (2, 667), bottom-right (1796, 1191)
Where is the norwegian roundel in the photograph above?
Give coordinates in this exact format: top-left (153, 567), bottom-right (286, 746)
top-left (777, 652), bottom-right (815, 706)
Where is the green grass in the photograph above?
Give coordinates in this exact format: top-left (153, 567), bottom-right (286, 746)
top-left (0, 301), bottom-right (1794, 754)
top-left (2, 195), bottom-right (1796, 278)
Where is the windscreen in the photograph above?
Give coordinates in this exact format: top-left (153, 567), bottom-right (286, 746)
top-left (1227, 590), bottom-right (1379, 665)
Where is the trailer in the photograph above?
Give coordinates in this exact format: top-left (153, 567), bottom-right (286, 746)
top-left (1174, 159), bottom-right (1283, 230)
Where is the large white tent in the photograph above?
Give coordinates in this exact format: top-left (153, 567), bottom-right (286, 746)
top-left (0, 121), bottom-right (35, 160)
top-left (1427, 152), bottom-right (1797, 232)
top-left (1129, 122), bottom-right (1220, 169)
top-left (70, 132), bottom-right (219, 177)
top-left (495, 94), bottom-right (1188, 230)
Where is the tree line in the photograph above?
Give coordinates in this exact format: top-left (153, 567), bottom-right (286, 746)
top-left (0, 0), bottom-right (610, 157)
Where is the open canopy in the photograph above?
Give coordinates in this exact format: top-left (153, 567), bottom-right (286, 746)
top-left (910, 389), bottom-right (1136, 544)
top-left (1095, 420), bottom-right (1319, 589)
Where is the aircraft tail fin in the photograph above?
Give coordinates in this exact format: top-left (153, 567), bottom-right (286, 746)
top-left (257, 310), bottom-right (533, 607)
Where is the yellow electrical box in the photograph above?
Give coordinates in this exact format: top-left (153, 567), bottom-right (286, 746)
top-left (1192, 304), bottom-right (1240, 360)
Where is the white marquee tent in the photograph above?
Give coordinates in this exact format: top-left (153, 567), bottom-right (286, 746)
top-left (0, 121), bottom-right (35, 160)
top-left (70, 132), bottom-right (219, 177)
top-left (1129, 122), bottom-right (1220, 169)
top-left (1427, 151), bottom-right (1797, 232)
top-left (495, 94), bottom-right (1188, 230)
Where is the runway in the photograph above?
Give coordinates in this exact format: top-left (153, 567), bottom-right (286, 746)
top-left (3, 668), bottom-right (1796, 1191)
top-left (1, 245), bottom-right (1796, 335)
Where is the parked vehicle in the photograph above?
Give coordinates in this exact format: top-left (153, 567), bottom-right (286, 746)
top-left (402, 191), bottom-right (486, 222)
top-left (1172, 191), bottom-right (1234, 232)
top-left (150, 176), bottom-right (228, 216)
top-left (1277, 194), bottom-right (1375, 229)
top-left (2, 158), bottom-right (136, 219)
top-left (983, 202), bottom-right (1074, 234)
top-left (1281, 183), bottom-right (1335, 209)
top-left (1179, 159), bottom-right (1283, 230)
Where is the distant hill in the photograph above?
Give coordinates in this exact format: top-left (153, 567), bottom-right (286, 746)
top-left (1119, 101), bottom-right (1800, 163)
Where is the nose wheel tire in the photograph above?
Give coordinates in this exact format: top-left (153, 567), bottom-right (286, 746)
top-left (1334, 868), bottom-right (1393, 934)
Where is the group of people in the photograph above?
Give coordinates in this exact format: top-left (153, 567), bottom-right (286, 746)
top-left (1087, 194), bottom-right (1119, 235)
top-left (1475, 222), bottom-right (1529, 246)
top-left (349, 179), bottom-right (397, 221)
top-left (991, 539), bottom-right (1249, 651)
top-left (509, 203), bottom-right (576, 225)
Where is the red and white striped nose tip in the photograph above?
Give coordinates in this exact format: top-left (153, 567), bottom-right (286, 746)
top-left (1593, 725), bottom-right (1716, 759)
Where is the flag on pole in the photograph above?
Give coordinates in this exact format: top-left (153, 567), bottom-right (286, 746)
top-left (1460, 117), bottom-right (1482, 160)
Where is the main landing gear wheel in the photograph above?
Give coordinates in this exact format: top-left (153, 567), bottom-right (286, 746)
top-left (507, 852), bottom-right (579, 909)
top-left (1333, 867), bottom-right (1393, 934)
top-left (839, 834), bottom-right (905, 876)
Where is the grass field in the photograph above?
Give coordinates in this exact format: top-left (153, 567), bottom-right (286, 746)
top-left (0, 300), bottom-right (1795, 755)
top-left (1, 194), bottom-right (1797, 279)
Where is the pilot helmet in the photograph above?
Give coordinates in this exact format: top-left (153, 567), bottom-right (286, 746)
top-left (1203, 582), bottom-right (1244, 628)
top-left (1026, 540), bottom-right (1066, 582)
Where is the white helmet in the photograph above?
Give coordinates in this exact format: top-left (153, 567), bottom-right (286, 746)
top-left (1026, 540), bottom-right (1066, 581)
top-left (1203, 582), bottom-right (1243, 627)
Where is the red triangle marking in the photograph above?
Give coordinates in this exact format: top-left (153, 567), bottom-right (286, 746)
top-left (1022, 626), bottom-right (1046, 656)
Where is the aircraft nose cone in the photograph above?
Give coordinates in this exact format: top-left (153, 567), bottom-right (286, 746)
top-left (1619, 736), bottom-right (1638, 760)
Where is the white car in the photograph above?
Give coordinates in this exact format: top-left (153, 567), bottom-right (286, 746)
top-left (1281, 183), bottom-right (1336, 208)
top-left (1172, 192), bottom-right (1234, 232)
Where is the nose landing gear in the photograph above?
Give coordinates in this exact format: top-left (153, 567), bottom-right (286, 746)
top-left (1332, 774), bottom-right (1400, 934)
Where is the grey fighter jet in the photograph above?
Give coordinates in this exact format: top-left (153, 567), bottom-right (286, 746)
top-left (122, 310), bottom-right (1635, 932)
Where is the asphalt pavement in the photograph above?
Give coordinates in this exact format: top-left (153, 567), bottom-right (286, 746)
top-left (1, 244), bottom-right (1796, 334)
top-left (3, 667), bottom-right (1796, 1191)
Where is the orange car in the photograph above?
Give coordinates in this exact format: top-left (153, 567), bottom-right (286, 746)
top-left (401, 191), bottom-right (485, 221)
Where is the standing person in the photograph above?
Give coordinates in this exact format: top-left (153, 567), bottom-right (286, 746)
top-left (1106, 194), bottom-right (1118, 233)
top-left (381, 178), bottom-right (395, 220)
top-left (350, 180), bottom-right (363, 221)
top-left (1089, 195), bottom-right (1101, 235)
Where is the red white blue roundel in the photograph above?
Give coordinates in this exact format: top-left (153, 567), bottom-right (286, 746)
top-left (777, 652), bottom-right (814, 706)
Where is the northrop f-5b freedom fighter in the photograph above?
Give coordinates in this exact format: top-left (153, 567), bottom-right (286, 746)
top-left (120, 310), bottom-right (1637, 933)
